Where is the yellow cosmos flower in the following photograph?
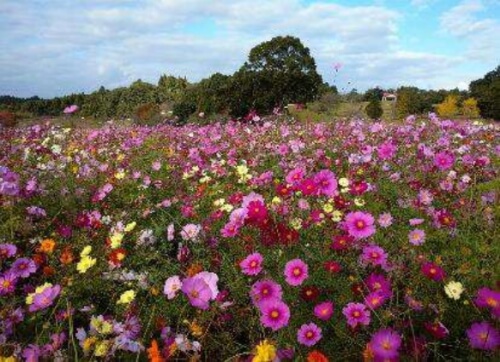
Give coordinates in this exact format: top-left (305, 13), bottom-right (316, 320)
top-left (117, 290), bottom-right (136, 305)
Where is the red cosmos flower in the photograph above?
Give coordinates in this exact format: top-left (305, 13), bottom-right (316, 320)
top-left (351, 283), bottom-right (364, 296)
top-left (277, 223), bottom-right (299, 246)
top-left (333, 195), bottom-right (350, 209)
top-left (350, 180), bottom-right (368, 196)
top-left (424, 321), bottom-right (449, 339)
top-left (276, 183), bottom-right (292, 197)
top-left (300, 286), bottom-right (320, 302)
top-left (331, 234), bottom-right (354, 251)
top-left (246, 200), bottom-right (268, 225)
top-left (109, 248), bottom-right (127, 267)
top-left (421, 262), bottom-right (446, 282)
top-left (299, 178), bottom-right (318, 196)
top-left (435, 210), bottom-right (456, 228)
top-left (324, 260), bottom-right (342, 274)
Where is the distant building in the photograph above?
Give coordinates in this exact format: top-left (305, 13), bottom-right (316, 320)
top-left (382, 92), bottom-right (397, 102)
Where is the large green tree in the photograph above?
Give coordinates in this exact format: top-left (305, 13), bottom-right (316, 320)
top-left (232, 35), bottom-right (323, 115)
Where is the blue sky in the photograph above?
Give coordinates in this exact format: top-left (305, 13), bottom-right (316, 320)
top-left (0, 0), bottom-right (499, 98)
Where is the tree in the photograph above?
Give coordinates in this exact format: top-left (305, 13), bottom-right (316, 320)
top-left (436, 95), bottom-right (459, 118)
top-left (470, 65), bottom-right (500, 120)
top-left (396, 87), bottom-right (422, 118)
top-left (365, 98), bottom-right (383, 120)
top-left (461, 98), bottom-right (480, 119)
top-left (233, 35), bottom-right (323, 115)
top-left (363, 87), bottom-right (384, 102)
top-left (157, 75), bottom-right (188, 104)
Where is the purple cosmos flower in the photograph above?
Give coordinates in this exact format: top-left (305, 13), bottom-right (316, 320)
top-left (314, 301), bottom-right (334, 321)
top-left (0, 243), bottom-right (17, 258)
top-left (313, 169), bottom-right (338, 197)
top-left (360, 245), bottom-right (388, 268)
top-left (345, 211), bottom-right (376, 239)
top-left (408, 229), bottom-right (426, 246)
top-left (181, 276), bottom-right (212, 310)
top-left (259, 299), bottom-right (290, 331)
top-left (0, 271), bottom-right (17, 295)
top-left (370, 328), bottom-right (402, 360)
top-left (297, 322), bottom-right (322, 346)
top-left (342, 302), bottom-right (371, 328)
top-left (284, 259), bottom-right (309, 286)
top-left (434, 151), bottom-right (454, 170)
top-left (11, 257), bottom-right (37, 278)
top-left (250, 279), bottom-right (283, 307)
top-left (466, 322), bottom-right (500, 351)
top-left (29, 285), bottom-right (61, 312)
top-left (239, 252), bottom-right (264, 276)
top-left (22, 344), bottom-right (42, 362)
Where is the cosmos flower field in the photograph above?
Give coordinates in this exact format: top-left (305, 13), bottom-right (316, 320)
top-left (0, 115), bottom-right (499, 361)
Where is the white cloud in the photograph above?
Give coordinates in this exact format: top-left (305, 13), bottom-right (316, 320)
top-left (0, 0), bottom-right (492, 97)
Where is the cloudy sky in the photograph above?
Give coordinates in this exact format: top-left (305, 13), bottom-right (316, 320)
top-left (1, 0), bottom-right (499, 98)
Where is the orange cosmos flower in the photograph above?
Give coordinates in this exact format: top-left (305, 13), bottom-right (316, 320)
top-left (147, 340), bottom-right (164, 362)
top-left (39, 238), bottom-right (56, 254)
top-left (307, 350), bottom-right (329, 362)
top-left (60, 246), bottom-right (74, 265)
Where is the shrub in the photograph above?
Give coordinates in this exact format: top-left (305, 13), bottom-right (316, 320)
top-left (0, 110), bottom-right (17, 127)
top-left (172, 101), bottom-right (196, 124)
top-left (365, 98), bottom-right (383, 120)
top-left (436, 95), bottom-right (459, 118)
top-left (461, 97), bottom-right (480, 119)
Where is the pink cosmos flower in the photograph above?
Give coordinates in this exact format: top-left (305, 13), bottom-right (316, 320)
top-left (239, 252), bottom-right (264, 276)
top-left (195, 272), bottom-right (219, 300)
top-left (221, 222), bottom-right (240, 238)
top-left (180, 224), bottom-right (201, 241)
top-left (164, 275), bottom-right (182, 300)
top-left (259, 299), bottom-right (290, 331)
top-left (365, 273), bottom-right (392, 297)
top-left (167, 223), bottom-right (175, 241)
top-left (378, 213), bottom-right (393, 228)
top-left (345, 211), bottom-right (376, 239)
top-left (342, 302), bottom-right (371, 328)
top-left (0, 271), bottom-right (17, 295)
top-left (250, 279), bottom-right (283, 307)
top-left (285, 167), bottom-right (305, 185)
top-left (313, 169), bottom-right (338, 197)
top-left (434, 151), bottom-right (455, 170)
top-left (377, 142), bottom-right (397, 160)
top-left (284, 259), bottom-right (309, 286)
top-left (361, 245), bottom-right (388, 268)
top-left (466, 322), bottom-right (500, 350)
top-left (314, 301), bottom-right (334, 321)
top-left (181, 276), bottom-right (212, 310)
top-left (297, 322), bottom-right (322, 346)
top-left (409, 218), bottom-right (425, 226)
top-left (408, 229), bottom-right (426, 246)
top-left (370, 329), bottom-right (402, 360)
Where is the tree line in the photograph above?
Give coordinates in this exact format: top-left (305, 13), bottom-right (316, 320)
top-left (0, 36), bottom-right (499, 124)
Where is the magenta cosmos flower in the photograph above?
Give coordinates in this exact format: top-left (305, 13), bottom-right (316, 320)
top-left (313, 169), bottom-right (338, 197)
top-left (475, 287), bottom-right (500, 319)
top-left (342, 302), bottom-right (371, 328)
top-left (421, 262), bottom-right (446, 282)
top-left (297, 322), bottom-right (322, 346)
top-left (259, 299), bottom-right (290, 331)
top-left (284, 259), bottom-right (309, 286)
top-left (29, 284), bottom-right (61, 312)
top-left (377, 142), bottom-right (397, 160)
top-left (314, 301), bottom-right (334, 321)
top-left (239, 252), bottom-right (264, 276)
top-left (345, 211), bottom-right (376, 239)
top-left (250, 279), bottom-right (283, 307)
top-left (466, 322), bottom-right (500, 350)
top-left (434, 151), bottom-right (455, 170)
top-left (181, 276), bottom-right (213, 310)
top-left (370, 328), bottom-right (402, 360)
top-left (0, 271), bottom-right (17, 295)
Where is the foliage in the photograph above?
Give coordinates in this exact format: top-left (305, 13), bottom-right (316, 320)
top-left (461, 97), bottom-right (480, 119)
top-left (470, 65), bottom-right (500, 120)
top-left (436, 94), bottom-right (459, 118)
top-left (363, 87), bottom-right (384, 102)
top-left (172, 100), bottom-right (196, 124)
